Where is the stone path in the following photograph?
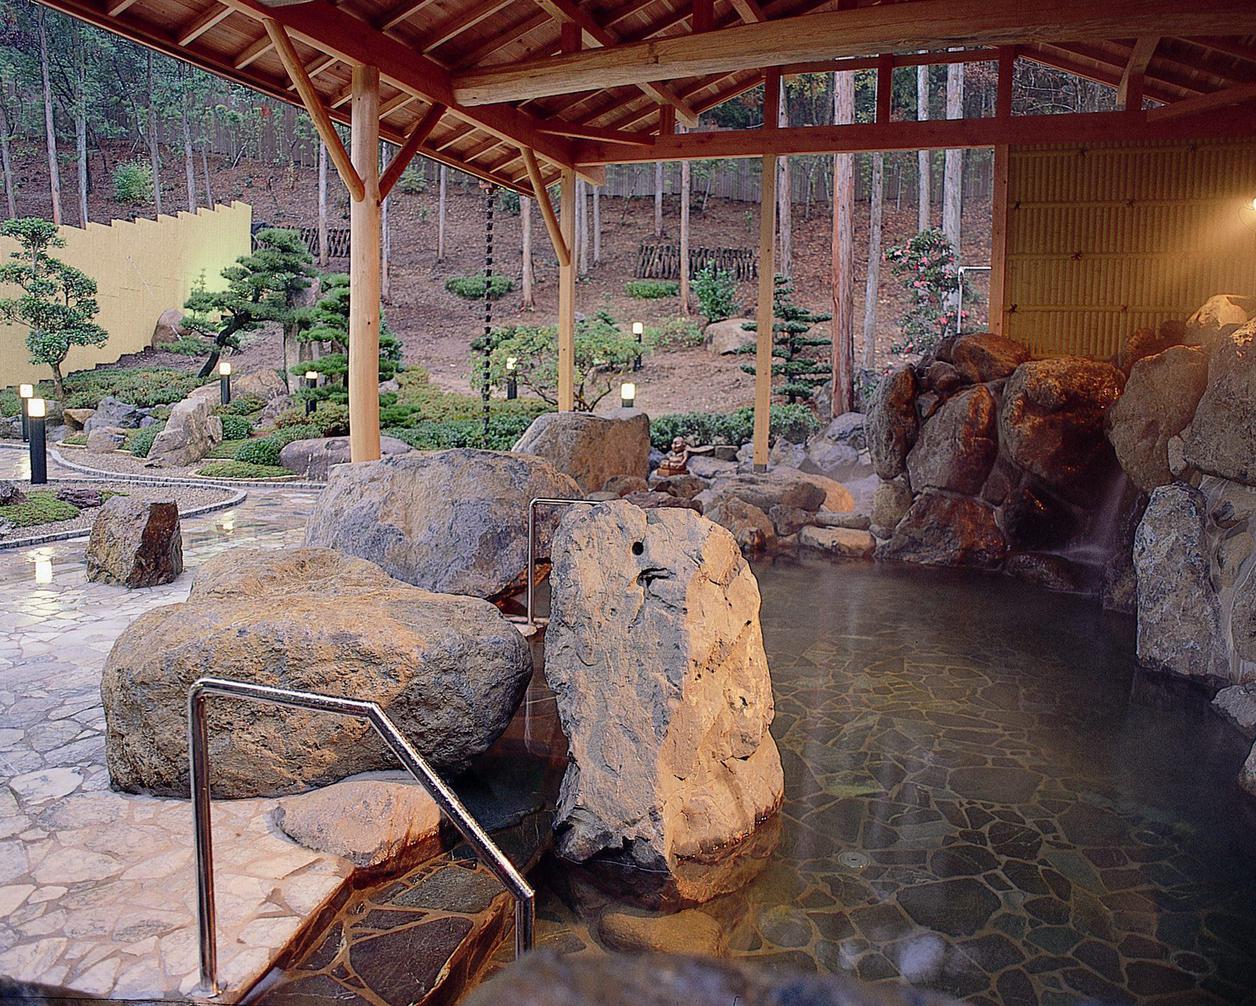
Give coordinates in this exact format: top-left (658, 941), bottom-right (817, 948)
top-left (0, 449), bottom-right (351, 1001)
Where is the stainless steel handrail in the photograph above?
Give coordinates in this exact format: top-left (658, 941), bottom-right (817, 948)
top-left (188, 677), bottom-right (535, 997)
top-left (525, 496), bottom-right (606, 627)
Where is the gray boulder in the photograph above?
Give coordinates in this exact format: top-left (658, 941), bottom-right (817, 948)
top-left (703, 317), bottom-right (754, 355)
top-left (1184, 320), bottom-right (1256, 486)
top-left (950, 331), bottom-right (1031, 383)
top-left (85, 427), bottom-right (125, 453)
top-left (545, 503), bottom-right (783, 903)
top-left (85, 396), bottom-right (142, 432)
top-left (871, 477), bottom-right (913, 535)
top-left (55, 486), bottom-right (104, 508)
top-left (0, 480), bottom-right (26, 506)
top-left (146, 396), bottom-right (223, 467)
top-left (1106, 346), bottom-right (1208, 491)
top-left (703, 497), bottom-right (774, 554)
top-left (304, 449), bottom-right (581, 600)
top-left (513, 411), bottom-right (651, 492)
top-left (151, 307), bottom-right (186, 346)
top-left (1213, 685), bottom-right (1256, 740)
top-left (906, 385), bottom-right (998, 495)
top-left (233, 368), bottom-right (289, 402)
top-left (86, 497), bottom-right (183, 588)
top-left (875, 493), bottom-right (1006, 569)
top-left (1133, 483), bottom-right (1227, 682)
top-left (101, 548), bottom-right (532, 796)
top-left (1185, 294), bottom-right (1255, 350)
top-left (697, 470), bottom-right (826, 514)
top-left (866, 365), bottom-right (918, 480)
top-left (279, 434), bottom-right (412, 480)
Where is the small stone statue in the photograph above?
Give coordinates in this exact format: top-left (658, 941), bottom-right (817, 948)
top-left (655, 436), bottom-right (713, 478)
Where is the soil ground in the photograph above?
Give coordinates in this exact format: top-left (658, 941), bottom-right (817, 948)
top-left (7, 139), bottom-right (992, 415)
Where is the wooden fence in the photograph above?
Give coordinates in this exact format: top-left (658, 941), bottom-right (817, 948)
top-left (297, 226), bottom-right (351, 258)
top-left (636, 242), bottom-right (758, 281)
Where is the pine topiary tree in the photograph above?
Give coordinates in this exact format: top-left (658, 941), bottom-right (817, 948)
top-left (184, 227), bottom-right (317, 378)
top-left (739, 275), bottom-right (832, 403)
top-left (0, 218), bottom-right (107, 401)
top-left (295, 273), bottom-right (401, 401)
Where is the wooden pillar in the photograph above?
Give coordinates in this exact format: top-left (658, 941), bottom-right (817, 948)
top-left (349, 64), bottom-right (382, 462)
top-left (988, 144), bottom-right (1011, 337)
top-left (753, 151), bottom-right (777, 471)
top-left (558, 167), bottom-right (577, 411)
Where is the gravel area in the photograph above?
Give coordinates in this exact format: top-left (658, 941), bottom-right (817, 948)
top-left (0, 478), bottom-right (239, 546)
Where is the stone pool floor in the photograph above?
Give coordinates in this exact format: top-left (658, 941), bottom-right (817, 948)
top-left (0, 450), bottom-right (351, 1000)
top-left (529, 559), bottom-right (1256, 1005)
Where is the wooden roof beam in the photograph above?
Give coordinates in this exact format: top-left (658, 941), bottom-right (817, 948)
top-left (379, 103), bottom-right (446, 197)
top-left (537, 121), bottom-right (655, 145)
top-left (522, 148), bottom-right (570, 267)
top-left (376, 0), bottom-right (440, 33)
top-left (1118, 36), bottom-right (1159, 109)
top-left (177, 3), bottom-right (232, 47)
top-left (421, 0), bottom-right (517, 54)
top-left (1146, 80), bottom-right (1256, 121)
top-left (453, 0), bottom-right (1256, 105)
top-left (727, 0), bottom-right (765, 25)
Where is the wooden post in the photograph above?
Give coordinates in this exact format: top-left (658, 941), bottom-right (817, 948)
top-left (988, 144), bottom-right (1010, 336)
top-left (558, 167), bottom-right (577, 411)
top-left (349, 64), bottom-right (382, 462)
top-left (752, 149), bottom-right (777, 471)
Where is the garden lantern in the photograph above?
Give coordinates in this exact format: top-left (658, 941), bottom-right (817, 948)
top-left (620, 382), bottom-right (636, 410)
top-left (305, 371), bottom-right (318, 416)
top-left (218, 361), bottom-right (232, 405)
top-left (27, 397), bottom-right (47, 485)
top-left (18, 383), bottom-right (32, 442)
top-left (632, 322), bottom-right (644, 372)
top-left (505, 357), bottom-right (518, 400)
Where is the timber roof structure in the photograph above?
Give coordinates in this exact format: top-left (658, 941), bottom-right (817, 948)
top-left (35, 0), bottom-right (1256, 193)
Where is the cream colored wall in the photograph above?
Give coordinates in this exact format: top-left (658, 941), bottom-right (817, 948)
top-left (1003, 140), bottom-right (1256, 359)
top-left (0, 202), bottom-right (252, 387)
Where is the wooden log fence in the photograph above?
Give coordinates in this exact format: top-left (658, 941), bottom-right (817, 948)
top-left (636, 242), bottom-right (757, 281)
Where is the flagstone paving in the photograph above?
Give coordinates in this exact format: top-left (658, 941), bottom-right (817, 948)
top-left (0, 449), bottom-right (344, 1001)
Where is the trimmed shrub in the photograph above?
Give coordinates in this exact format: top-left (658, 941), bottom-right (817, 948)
top-left (219, 415), bottom-right (252, 441)
top-left (197, 460), bottom-right (293, 480)
top-left (625, 279), bottom-right (678, 300)
top-left (60, 432), bottom-right (88, 446)
top-left (693, 262), bottom-right (738, 323)
top-left (445, 273), bottom-right (514, 300)
top-left (234, 423), bottom-right (321, 467)
top-left (216, 394), bottom-right (265, 417)
top-left (113, 161), bottom-right (154, 205)
top-left (649, 405), bottom-right (819, 450)
top-left (62, 367), bottom-right (205, 409)
top-left (0, 491), bottom-right (79, 528)
top-left (647, 317), bottom-right (703, 350)
top-left (126, 426), bottom-right (161, 459)
top-left (386, 412), bottom-right (535, 452)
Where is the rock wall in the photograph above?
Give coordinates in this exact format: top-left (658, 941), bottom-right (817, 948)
top-left (867, 333), bottom-right (1133, 600)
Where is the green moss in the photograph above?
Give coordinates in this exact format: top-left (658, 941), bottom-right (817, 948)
top-left (60, 432), bottom-right (88, 446)
top-left (625, 279), bottom-right (678, 299)
top-left (207, 438), bottom-right (250, 459)
top-left (125, 426), bottom-right (161, 459)
top-left (219, 414), bottom-right (253, 440)
top-left (196, 461), bottom-right (294, 480)
top-left (0, 491), bottom-right (80, 528)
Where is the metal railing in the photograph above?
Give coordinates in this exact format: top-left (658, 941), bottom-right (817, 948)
top-left (188, 677), bottom-right (535, 997)
top-left (525, 497), bottom-right (607, 627)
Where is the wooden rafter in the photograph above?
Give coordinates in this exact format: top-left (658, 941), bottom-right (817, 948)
top-left (379, 103), bottom-right (446, 197)
top-left (727, 0), bottom-right (765, 24)
top-left (264, 18), bottom-right (365, 201)
top-left (453, 0), bottom-right (1256, 105)
top-left (1118, 36), bottom-right (1160, 109)
top-left (1146, 80), bottom-right (1256, 121)
top-left (531, 0), bottom-right (700, 124)
top-left (177, 3), bottom-right (232, 47)
top-left (537, 121), bottom-right (656, 145)
top-left (422, 0), bottom-right (516, 53)
top-left (377, 0), bottom-right (440, 33)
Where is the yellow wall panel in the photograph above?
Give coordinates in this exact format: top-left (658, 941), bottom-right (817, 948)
top-left (0, 202), bottom-right (252, 387)
top-left (1003, 140), bottom-right (1256, 359)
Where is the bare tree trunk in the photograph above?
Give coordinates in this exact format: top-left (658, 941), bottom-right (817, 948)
top-left (917, 64), bottom-right (931, 231)
top-left (146, 52), bottom-right (161, 217)
top-left (317, 141), bottom-right (328, 266)
top-left (576, 177), bottom-right (588, 276)
top-left (831, 71), bottom-right (856, 416)
top-left (0, 97), bottom-right (16, 219)
top-left (521, 194), bottom-right (534, 310)
top-left (776, 82), bottom-right (792, 279)
top-left (943, 61), bottom-right (964, 255)
top-left (680, 152), bottom-right (691, 315)
top-left (39, 14), bottom-right (62, 226)
top-left (862, 152), bottom-right (884, 372)
top-left (181, 77), bottom-right (196, 213)
top-left (380, 142), bottom-right (391, 301)
top-left (437, 163), bottom-right (447, 261)
top-left (592, 184), bottom-right (601, 265)
top-left (199, 127), bottom-right (215, 208)
top-left (654, 161), bottom-right (664, 237)
top-left (75, 67), bottom-right (89, 227)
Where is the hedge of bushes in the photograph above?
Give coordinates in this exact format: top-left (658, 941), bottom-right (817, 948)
top-left (625, 280), bottom-right (679, 299)
top-left (649, 404), bottom-right (819, 451)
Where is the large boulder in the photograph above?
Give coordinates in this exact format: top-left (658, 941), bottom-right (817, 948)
top-left (1185, 294), bottom-right (1256, 351)
top-left (84, 396), bottom-right (142, 432)
top-left (998, 358), bottom-right (1125, 504)
top-left (799, 413), bottom-right (866, 481)
top-left (465, 951), bottom-right (962, 1006)
top-left (875, 493), bottom-right (1006, 569)
top-left (1117, 321), bottom-right (1184, 372)
top-left (1133, 483), bottom-right (1227, 682)
top-left (703, 497), bottom-right (774, 554)
top-left (86, 497), bottom-right (183, 588)
top-left (279, 434), bottom-right (412, 480)
top-left (545, 503), bottom-right (783, 902)
top-left (0, 480), bottom-right (26, 506)
top-left (85, 428), bottom-right (126, 453)
top-left (703, 318), bottom-right (753, 355)
top-left (233, 368), bottom-right (289, 402)
top-left (697, 470), bottom-right (826, 514)
top-left (101, 548), bottom-right (532, 796)
top-left (950, 332), bottom-right (1031, 383)
top-left (1183, 320), bottom-right (1256, 486)
top-left (906, 385), bottom-right (998, 495)
top-left (513, 412), bottom-right (651, 493)
top-left (871, 477), bottom-right (912, 534)
top-left (866, 365), bottom-right (918, 479)
top-left (146, 396), bottom-right (223, 467)
top-left (151, 307), bottom-right (186, 346)
top-left (1106, 346), bottom-right (1208, 491)
top-left (304, 449), bottom-right (581, 600)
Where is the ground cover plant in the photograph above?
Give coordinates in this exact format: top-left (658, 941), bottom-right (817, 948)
top-left (196, 460), bottom-right (293, 479)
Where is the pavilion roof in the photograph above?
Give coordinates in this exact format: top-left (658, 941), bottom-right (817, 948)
top-left (35, 0), bottom-right (1256, 193)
